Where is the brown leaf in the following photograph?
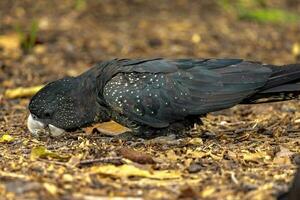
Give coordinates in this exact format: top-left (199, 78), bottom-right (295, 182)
top-left (178, 186), bottom-right (199, 199)
top-left (119, 147), bottom-right (155, 164)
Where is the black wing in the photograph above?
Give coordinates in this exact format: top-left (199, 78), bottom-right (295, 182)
top-left (102, 58), bottom-right (272, 128)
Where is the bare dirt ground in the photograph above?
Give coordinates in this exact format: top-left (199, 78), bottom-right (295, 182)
top-left (1, 0), bottom-right (300, 199)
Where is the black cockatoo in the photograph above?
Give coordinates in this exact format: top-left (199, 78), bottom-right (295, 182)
top-left (28, 58), bottom-right (300, 137)
top-left (278, 167), bottom-right (300, 200)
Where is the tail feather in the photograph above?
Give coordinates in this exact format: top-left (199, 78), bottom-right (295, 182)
top-left (243, 64), bottom-right (300, 104)
top-left (260, 83), bottom-right (300, 94)
top-left (261, 64), bottom-right (300, 90)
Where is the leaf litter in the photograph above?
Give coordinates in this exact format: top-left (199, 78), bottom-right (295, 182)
top-left (1, 0), bottom-right (300, 199)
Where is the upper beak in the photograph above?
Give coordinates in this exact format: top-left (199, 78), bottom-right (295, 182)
top-left (27, 114), bottom-right (65, 137)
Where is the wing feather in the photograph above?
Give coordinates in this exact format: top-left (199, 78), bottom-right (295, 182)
top-left (102, 59), bottom-right (272, 127)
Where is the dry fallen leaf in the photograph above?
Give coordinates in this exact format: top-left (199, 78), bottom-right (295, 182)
top-left (166, 150), bottom-right (178, 161)
top-left (201, 186), bottom-right (216, 198)
top-left (73, 194), bottom-right (143, 200)
top-left (0, 134), bottom-right (15, 143)
top-left (119, 147), bottom-right (155, 164)
top-left (43, 183), bottom-right (58, 195)
top-left (242, 151), bottom-right (270, 162)
top-left (0, 33), bottom-right (21, 58)
top-left (67, 154), bottom-right (83, 167)
top-left (0, 33), bottom-right (20, 49)
top-left (0, 170), bottom-right (31, 180)
top-left (273, 146), bottom-right (293, 165)
top-left (4, 85), bottom-right (44, 99)
top-left (62, 174), bottom-right (74, 182)
top-left (30, 146), bottom-right (70, 161)
top-left (186, 149), bottom-right (208, 159)
top-left (292, 42), bottom-right (300, 57)
top-left (89, 164), bottom-right (181, 180)
top-left (178, 186), bottom-right (199, 199)
top-left (191, 33), bottom-right (201, 44)
top-left (188, 138), bottom-right (203, 145)
top-left (84, 120), bottom-right (131, 136)
top-left (227, 150), bottom-right (238, 161)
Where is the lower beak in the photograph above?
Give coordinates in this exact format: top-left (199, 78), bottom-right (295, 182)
top-left (27, 114), bottom-right (65, 137)
top-left (48, 124), bottom-right (65, 137)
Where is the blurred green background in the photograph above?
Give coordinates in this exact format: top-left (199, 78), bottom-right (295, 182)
top-left (0, 0), bottom-right (299, 86)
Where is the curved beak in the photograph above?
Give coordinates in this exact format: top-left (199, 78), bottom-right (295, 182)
top-left (48, 124), bottom-right (65, 137)
top-left (27, 114), bottom-right (65, 137)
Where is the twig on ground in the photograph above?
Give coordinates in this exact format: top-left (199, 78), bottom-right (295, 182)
top-left (79, 157), bottom-right (124, 166)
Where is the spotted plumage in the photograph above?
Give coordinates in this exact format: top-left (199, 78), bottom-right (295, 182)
top-left (28, 58), bottom-right (300, 137)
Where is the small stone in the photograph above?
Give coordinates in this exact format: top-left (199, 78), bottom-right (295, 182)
top-left (292, 154), bottom-right (300, 165)
top-left (147, 38), bottom-right (162, 47)
top-left (188, 162), bottom-right (202, 173)
top-left (202, 132), bottom-right (216, 138)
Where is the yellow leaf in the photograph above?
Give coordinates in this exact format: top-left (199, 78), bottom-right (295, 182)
top-left (89, 164), bottom-right (181, 180)
top-left (84, 120), bottom-right (131, 136)
top-left (188, 138), bottom-right (203, 145)
top-left (4, 85), bottom-right (44, 99)
top-left (30, 146), bottom-right (70, 161)
top-left (0, 33), bottom-right (20, 50)
top-left (43, 183), bottom-right (58, 195)
top-left (191, 33), bottom-right (201, 44)
top-left (186, 149), bottom-right (208, 158)
top-left (168, 22), bottom-right (191, 32)
top-left (201, 186), bottom-right (215, 198)
top-left (292, 43), bottom-right (300, 56)
top-left (0, 134), bottom-right (15, 143)
top-left (209, 152), bottom-right (223, 161)
top-left (62, 174), bottom-right (74, 182)
top-left (0, 33), bottom-right (21, 58)
top-left (242, 151), bottom-right (270, 162)
top-left (166, 150), bottom-right (178, 161)
top-left (33, 45), bottom-right (46, 54)
top-left (227, 150), bottom-right (237, 160)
